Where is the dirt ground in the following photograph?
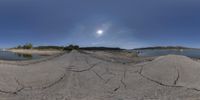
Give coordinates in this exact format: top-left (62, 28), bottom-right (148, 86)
top-left (0, 50), bottom-right (199, 100)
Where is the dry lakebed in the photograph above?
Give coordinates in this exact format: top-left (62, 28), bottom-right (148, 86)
top-left (0, 50), bottom-right (199, 100)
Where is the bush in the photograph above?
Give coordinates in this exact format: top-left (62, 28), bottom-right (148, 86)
top-left (23, 43), bottom-right (33, 49)
top-left (15, 44), bottom-right (33, 49)
top-left (34, 46), bottom-right (64, 50)
top-left (64, 45), bottom-right (79, 50)
top-left (17, 45), bottom-right (22, 49)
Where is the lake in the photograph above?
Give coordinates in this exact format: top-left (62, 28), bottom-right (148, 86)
top-left (137, 49), bottom-right (200, 58)
top-left (0, 50), bottom-right (45, 61)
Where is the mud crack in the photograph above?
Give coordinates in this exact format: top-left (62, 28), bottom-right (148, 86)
top-left (92, 70), bottom-right (105, 82)
top-left (42, 73), bottom-right (66, 90)
top-left (173, 66), bottom-right (180, 85)
top-left (67, 62), bottom-right (100, 72)
top-left (138, 66), bottom-right (182, 88)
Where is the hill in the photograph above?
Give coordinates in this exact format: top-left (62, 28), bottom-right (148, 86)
top-left (134, 46), bottom-right (191, 50)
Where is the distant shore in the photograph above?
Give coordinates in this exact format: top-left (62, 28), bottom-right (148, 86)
top-left (8, 49), bottom-right (63, 56)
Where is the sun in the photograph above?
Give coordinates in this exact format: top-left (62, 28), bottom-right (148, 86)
top-left (96, 30), bottom-right (104, 36)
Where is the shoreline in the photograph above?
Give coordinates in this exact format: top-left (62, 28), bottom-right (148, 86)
top-left (7, 49), bottom-right (64, 56)
top-left (0, 51), bottom-right (66, 65)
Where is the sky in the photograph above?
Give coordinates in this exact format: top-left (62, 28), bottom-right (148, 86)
top-left (0, 0), bottom-right (200, 49)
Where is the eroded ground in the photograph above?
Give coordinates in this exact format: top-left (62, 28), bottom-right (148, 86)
top-left (0, 50), bottom-right (199, 100)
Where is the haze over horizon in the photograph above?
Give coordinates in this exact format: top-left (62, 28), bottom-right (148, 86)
top-left (0, 0), bottom-right (200, 49)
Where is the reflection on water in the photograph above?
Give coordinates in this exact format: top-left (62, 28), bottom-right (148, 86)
top-left (0, 51), bottom-right (44, 61)
top-left (137, 49), bottom-right (200, 58)
top-left (15, 53), bottom-right (33, 59)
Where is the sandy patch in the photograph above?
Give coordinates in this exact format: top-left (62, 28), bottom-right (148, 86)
top-left (8, 49), bottom-right (63, 56)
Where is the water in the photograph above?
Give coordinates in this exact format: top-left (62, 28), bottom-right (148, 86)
top-left (0, 51), bottom-right (45, 61)
top-left (137, 49), bottom-right (200, 58)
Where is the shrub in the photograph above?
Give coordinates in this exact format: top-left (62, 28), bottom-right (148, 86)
top-left (17, 45), bottom-right (22, 49)
top-left (23, 43), bottom-right (33, 49)
top-left (64, 45), bottom-right (79, 50)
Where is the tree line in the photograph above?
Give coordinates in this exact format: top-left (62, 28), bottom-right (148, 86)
top-left (15, 44), bottom-right (80, 50)
top-left (15, 44), bottom-right (122, 51)
top-left (16, 43), bottom-right (33, 49)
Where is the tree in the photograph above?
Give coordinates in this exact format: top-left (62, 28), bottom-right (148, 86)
top-left (64, 44), bottom-right (79, 50)
top-left (73, 45), bottom-right (79, 49)
top-left (17, 45), bottom-right (22, 49)
top-left (23, 43), bottom-right (33, 49)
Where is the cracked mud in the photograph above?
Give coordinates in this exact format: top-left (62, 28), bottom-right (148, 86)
top-left (0, 51), bottom-right (200, 100)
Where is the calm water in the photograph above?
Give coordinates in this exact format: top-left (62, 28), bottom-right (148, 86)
top-left (137, 49), bottom-right (200, 58)
top-left (0, 51), bottom-right (44, 61)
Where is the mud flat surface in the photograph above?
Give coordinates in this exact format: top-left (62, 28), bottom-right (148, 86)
top-left (0, 50), bottom-right (200, 100)
top-left (8, 49), bottom-right (63, 56)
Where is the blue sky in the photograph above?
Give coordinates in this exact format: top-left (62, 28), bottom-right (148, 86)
top-left (0, 0), bottom-right (200, 49)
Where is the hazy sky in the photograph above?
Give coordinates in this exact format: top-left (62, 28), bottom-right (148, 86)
top-left (0, 0), bottom-right (200, 49)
